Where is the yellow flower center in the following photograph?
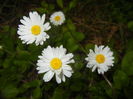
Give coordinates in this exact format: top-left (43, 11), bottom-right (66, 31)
top-left (96, 54), bottom-right (105, 64)
top-left (54, 16), bottom-right (61, 21)
top-left (31, 25), bottom-right (41, 35)
top-left (50, 58), bottom-right (62, 70)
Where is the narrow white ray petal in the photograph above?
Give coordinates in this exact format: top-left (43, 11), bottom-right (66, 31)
top-left (43, 71), bottom-right (54, 82)
top-left (62, 74), bottom-right (66, 82)
top-left (92, 65), bottom-right (97, 72)
top-left (37, 67), bottom-right (50, 73)
top-left (63, 70), bottom-right (72, 78)
top-left (43, 22), bottom-right (51, 31)
top-left (63, 65), bottom-right (72, 71)
top-left (41, 14), bottom-right (46, 24)
top-left (56, 74), bottom-right (61, 84)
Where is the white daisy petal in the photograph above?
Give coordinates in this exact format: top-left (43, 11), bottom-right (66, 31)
top-left (62, 53), bottom-right (74, 62)
top-left (92, 65), bottom-right (97, 72)
top-left (43, 70), bottom-right (54, 82)
top-left (55, 69), bottom-right (62, 75)
top-left (44, 22), bottom-right (51, 31)
top-left (17, 11), bottom-right (51, 45)
top-left (56, 74), bottom-right (61, 84)
top-left (63, 65), bottom-right (72, 71)
top-left (62, 74), bottom-right (66, 82)
top-left (41, 14), bottom-right (46, 24)
top-left (63, 70), bottom-right (72, 78)
top-left (38, 67), bottom-right (50, 73)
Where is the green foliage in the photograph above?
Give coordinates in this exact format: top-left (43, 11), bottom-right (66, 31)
top-left (32, 87), bottom-right (42, 99)
top-left (36, 1), bottom-right (55, 14)
top-left (1, 84), bottom-right (19, 99)
top-left (126, 39), bottom-right (133, 52)
top-left (52, 88), bottom-right (64, 99)
top-left (0, 0), bottom-right (133, 99)
top-left (121, 51), bottom-right (133, 76)
top-left (56, 0), bottom-right (63, 8)
top-left (68, 0), bottom-right (78, 10)
top-left (113, 70), bottom-right (129, 89)
top-left (128, 21), bottom-right (133, 31)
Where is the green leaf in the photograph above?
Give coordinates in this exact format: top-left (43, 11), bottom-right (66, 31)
top-left (16, 50), bottom-right (31, 61)
top-left (72, 32), bottom-right (85, 42)
top-left (85, 43), bottom-right (94, 51)
top-left (75, 95), bottom-right (83, 99)
top-left (13, 60), bottom-right (30, 73)
top-left (1, 85), bottom-right (19, 99)
top-left (41, 1), bottom-right (48, 8)
top-left (36, 8), bottom-right (48, 13)
top-left (121, 51), bottom-right (133, 76)
top-left (10, 27), bottom-right (17, 36)
top-left (19, 80), bottom-right (42, 94)
top-left (43, 83), bottom-right (53, 91)
top-left (73, 55), bottom-right (84, 70)
top-left (70, 82), bottom-right (83, 92)
top-left (126, 39), bottom-right (133, 52)
top-left (73, 72), bottom-right (82, 79)
top-left (2, 25), bottom-right (10, 32)
top-left (23, 80), bottom-right (42, 89)
top-left (52, 88), bottom-right (63, 99)
top-left (49, 4), bottom-right (55, 11)
top-left (33, 87), bottom-right (42, 99)
top-left (113, 70), bottom-right (129, 89)
top-left (3, 36), bottom-right (14, 52)
top-left (66, 38), bottom-right (79, 52)
top-left (56, 0), bottom-right (63, 8)
top-left (67, 20), bottom-right (76, 31)
top-left (128, 21), bottom-right (133, 31)
top-left (69, 0), bottom-right (77, 10)
top-left (63, 32), bottom-right (71, 40)
top-left (3, 58), bottom-right (13, 68)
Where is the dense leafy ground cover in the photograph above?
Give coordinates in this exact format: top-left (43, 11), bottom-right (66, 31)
top-left (0, 0), bottom-right (133, 99)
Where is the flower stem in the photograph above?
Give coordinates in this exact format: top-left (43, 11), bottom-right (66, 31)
top-left (102, 74), bottom-right (112, 88)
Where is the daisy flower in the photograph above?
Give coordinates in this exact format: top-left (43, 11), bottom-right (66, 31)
top-left (17, 11), bottom-right (51, 45)
top-left (50, 11), bottom-right (65, 26)
top-left (85, 45), bottom-right (114, 74)
top-left (36, 45), bottom-right (75, 84)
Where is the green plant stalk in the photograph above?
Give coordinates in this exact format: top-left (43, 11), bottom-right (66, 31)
top-left (102, 74), bottom-right (112, 88)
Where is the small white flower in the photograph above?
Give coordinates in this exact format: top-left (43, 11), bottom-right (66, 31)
top-left (17, 11), bottom-right (51, 45)
top-left (37, 45), bottom-right (75, 84)
top-left (50, 11), bottom-right (65, 26)
top-left (85, 45), bottom-right (114, 74)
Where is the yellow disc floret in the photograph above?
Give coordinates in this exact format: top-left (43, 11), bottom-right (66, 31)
top-left (54, 16), bottom-right (61, 21)
top-left (50, 58), bottom-right (62, 70)
top-left (96, 54), bottom-right (105, 64)
top-left (31, 25), bottom-right (41, 35)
